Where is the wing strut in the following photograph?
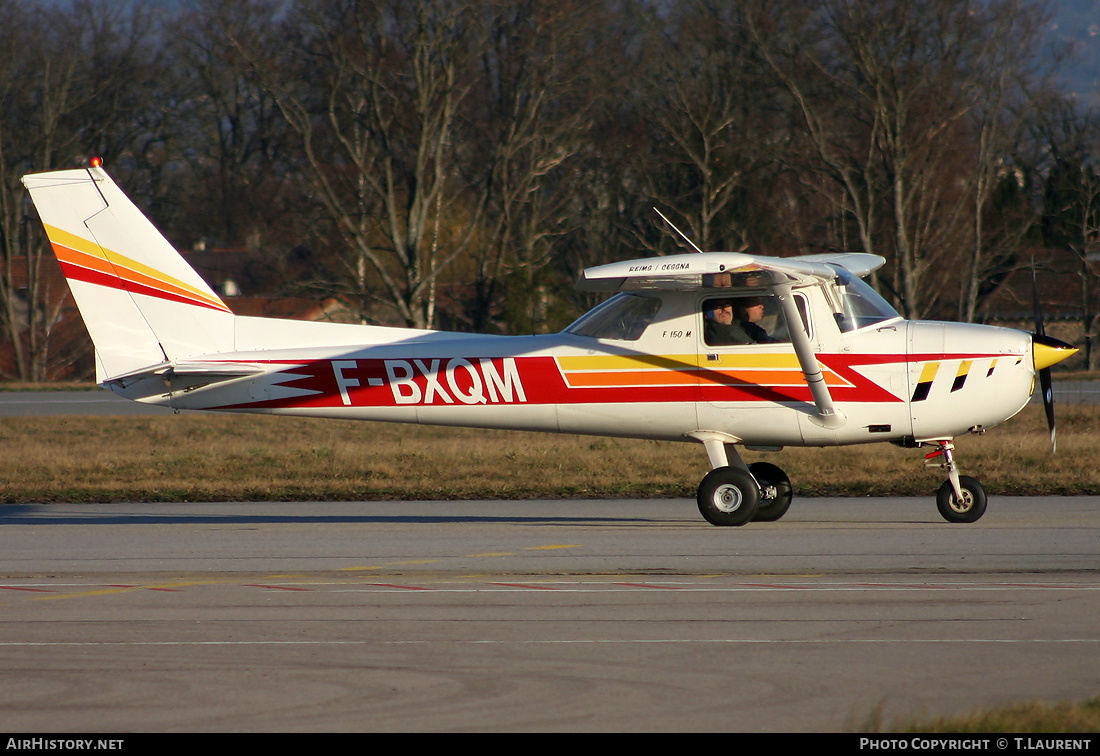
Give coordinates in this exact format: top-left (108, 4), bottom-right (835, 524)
top-left (772, 283), bottom-right (845, 429)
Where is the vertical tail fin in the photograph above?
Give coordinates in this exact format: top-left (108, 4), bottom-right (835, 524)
top-left (22, 165), bottom-right (235, 382)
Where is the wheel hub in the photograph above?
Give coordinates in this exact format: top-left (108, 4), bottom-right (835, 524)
top-left (949, 490), bottom-right (974, 514)
top-left (713, 483), bottom-right (743, 513)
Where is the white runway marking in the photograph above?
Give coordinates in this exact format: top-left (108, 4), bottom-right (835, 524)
top-left (0, 638), bottom-right (1098, 647)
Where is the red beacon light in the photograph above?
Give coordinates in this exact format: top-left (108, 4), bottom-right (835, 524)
top-left (90, 156), bottom-right (102, 168)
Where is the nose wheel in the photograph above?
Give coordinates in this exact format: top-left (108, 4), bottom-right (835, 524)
top-left (936, 476), bottom-right (987, 523)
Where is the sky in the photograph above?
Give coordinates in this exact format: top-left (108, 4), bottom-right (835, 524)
top-left (1050, 0), bottom-right (1100, 103)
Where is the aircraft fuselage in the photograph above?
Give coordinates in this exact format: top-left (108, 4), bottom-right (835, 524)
top-left (113, 286), bottom-right (1036, 450)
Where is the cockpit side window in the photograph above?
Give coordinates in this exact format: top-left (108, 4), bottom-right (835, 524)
top-left (702, 293), bottom-right (795, 346)
top-left (566, 293), bottom-right (662, 341)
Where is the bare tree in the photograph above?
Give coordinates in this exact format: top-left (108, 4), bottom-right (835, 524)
top-left (1036, 98), bottom-right (1100, 368)
top-left (459, 1), bottom-right (596, 333)
top-left (748, 0), bottom-right (892, 291)
top-left (750, 0), bottom-right (1050, 319)
top-left (0, 0), bottom-right (162, 380)
top-left (227, 0), bottom-right (485, 328)
top-left (635, 1), bottom-right (781, 254)
top-left (955, 1), bottom-right (1051, 323)
top-left (167, 0), bottom-right (302, 256)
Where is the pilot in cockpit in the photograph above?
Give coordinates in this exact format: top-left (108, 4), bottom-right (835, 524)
top-left (703, 296), bottom-right (777, 346)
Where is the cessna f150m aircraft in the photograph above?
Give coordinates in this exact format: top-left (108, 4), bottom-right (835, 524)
top-left (23, 163), bottom-right (1078, 525)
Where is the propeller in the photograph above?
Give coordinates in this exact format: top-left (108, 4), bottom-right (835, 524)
top-left (1031, 261), bottom-right (1078, 454)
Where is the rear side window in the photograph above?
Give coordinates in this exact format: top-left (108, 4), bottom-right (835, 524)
top-left (566, 293), bottom-right (662, 341)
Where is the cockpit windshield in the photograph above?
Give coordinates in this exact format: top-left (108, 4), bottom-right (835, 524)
top-left (566, 293), bottom-right (662, 341)
top-left (830, 266), bottom-right (900, 332)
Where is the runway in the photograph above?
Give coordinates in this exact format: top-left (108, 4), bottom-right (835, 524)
top-left (0, 391), bottom-right (175, 416)
top-left (0, 496), bottom-right (1097, 732)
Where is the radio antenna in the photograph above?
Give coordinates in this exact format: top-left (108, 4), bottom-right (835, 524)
top-left (654, 208), bottom-right (704, 254)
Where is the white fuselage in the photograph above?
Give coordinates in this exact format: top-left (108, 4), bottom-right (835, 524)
top-left (112, 281), bottom-right (1036, 449)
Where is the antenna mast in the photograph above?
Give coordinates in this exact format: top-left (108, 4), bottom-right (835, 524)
top-left (654, 208), bottom-right (704, 254)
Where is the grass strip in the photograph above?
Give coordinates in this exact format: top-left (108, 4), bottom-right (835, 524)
top-left (0, 404), bottom-right (1097, 502)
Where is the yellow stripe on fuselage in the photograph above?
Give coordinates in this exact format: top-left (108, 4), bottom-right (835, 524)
top-left (556, 353), bottom-right (848, 388)
top-left (556, 353), bottom-right (805, 371)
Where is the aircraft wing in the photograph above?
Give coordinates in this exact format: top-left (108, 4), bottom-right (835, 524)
top-left (575, 251), bottom-right (885, 292)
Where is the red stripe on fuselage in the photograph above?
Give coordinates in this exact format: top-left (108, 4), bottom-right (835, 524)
top-left (201, 352), bottom-right (953, 411)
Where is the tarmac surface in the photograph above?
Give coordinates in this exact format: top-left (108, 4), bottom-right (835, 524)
top-left (1, 387), bottom-right (1097, 731)
top-left (0, 496), bottom-right (1097, 732)
top-left (0, 391), bottom-right (175, 416)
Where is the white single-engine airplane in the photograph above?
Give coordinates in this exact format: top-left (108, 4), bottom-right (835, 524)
top-left (23, 163), bottom-right (1078, 525)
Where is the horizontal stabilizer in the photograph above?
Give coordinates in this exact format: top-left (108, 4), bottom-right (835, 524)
top-left (103, 359), bottom-right (269, 402)
top-left (104, 360), bottom-right (267, 382)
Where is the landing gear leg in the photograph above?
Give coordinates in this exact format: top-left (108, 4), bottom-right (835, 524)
top-left (925, 440), bottom-right (987, 523)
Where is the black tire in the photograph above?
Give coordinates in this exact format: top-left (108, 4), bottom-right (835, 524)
top-left (748, 462), bottom-right (793, 522)
top-left (936, 476), bottom-right (987, 523)
top-left (697, 466), bottom-right (759, 526)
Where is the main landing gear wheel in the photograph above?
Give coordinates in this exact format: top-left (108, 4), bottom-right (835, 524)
top-left (748, 462), bottom-right (793, 522)
top-left (936, 476), bottom-right (987, 523)
top-left (697, 466), bottom-right (759, 526)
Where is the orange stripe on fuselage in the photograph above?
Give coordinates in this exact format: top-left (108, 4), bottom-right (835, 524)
top-left (698, 369), bottom-right (849, 388)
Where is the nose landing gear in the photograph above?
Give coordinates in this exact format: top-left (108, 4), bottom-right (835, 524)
top-left (924, 440), bottom-right (987, 523)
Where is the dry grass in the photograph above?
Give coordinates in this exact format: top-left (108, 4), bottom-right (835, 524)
top-left (0, 403), bottom-right (1097, 502)
top-left (0, 382), bottom-right (96, 392)
top-left (889, 694), bottom-right (1100, 733)
top-left (0, 414), bottom-right (683, 502)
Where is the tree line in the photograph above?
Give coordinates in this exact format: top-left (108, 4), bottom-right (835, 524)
top-left (2, 0), bottom-right (1098, 381)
